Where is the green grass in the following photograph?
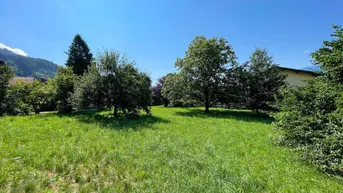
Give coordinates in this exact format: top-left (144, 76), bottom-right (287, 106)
top-left (1, 107), bottom-right (343, 192)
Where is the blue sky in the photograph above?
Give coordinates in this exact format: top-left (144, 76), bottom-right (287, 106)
top-left (1, 0), bottom-right (342, 82)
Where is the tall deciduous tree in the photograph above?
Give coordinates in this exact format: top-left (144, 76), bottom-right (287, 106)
top-left (175, 36), bottom-right (237, 112)
top-left (312, 25), bottom-right (343, 84)
top-left (246, 48), bottom-right (286, 113)
top-left (0, 60), bottom-right (14, 116)
top-left (65, 34), bottom-right (93, 76)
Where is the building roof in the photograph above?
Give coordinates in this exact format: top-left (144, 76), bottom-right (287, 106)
top-left (279, 67), bottom-right (317, 75)
top-left (10, 77), bottom-right (35, 85)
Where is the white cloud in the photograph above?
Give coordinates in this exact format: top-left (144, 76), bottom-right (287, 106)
top-left (304, 50), bottom-right (310, 54)
top-left (0, 43), bottom-right (29, 57)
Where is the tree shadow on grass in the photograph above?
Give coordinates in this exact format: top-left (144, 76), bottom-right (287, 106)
top-left (51, 110), bottom-right (170, 130)
top-left (174, 108), bottom-right (274, 124)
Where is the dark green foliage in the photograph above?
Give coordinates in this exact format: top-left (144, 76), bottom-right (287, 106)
top-left (99, 50), bottom-right (152, 117)
top-left (174, 36), bottom-right (237, 112)
top-left (65, 34), bottom-right (93, 76)
top-left (28, 80), bottom-right (56, 114)
top-left (162, 73), bottom-right (186, 106)
top-left (0, 59), bottom-right (56, 115)
top-left (54, 67), bottom-right (77, 113)
top-left (0, 61), bottom-right (14, 116)
top-left (4, 79), bottom-right (56, 115)
top-left (312, 25), bottom-right (343, 84)
top-left (273, 78), bottom-right (343, 175)
top-left (0, 50), bottom-right (58, 79)
top-left (246, 48), bottom-right (286, 113)
top-left (274, 26), bottom-right (343, 176)
top-left (152, 76), bottom-right (169, 106)
top-left (72, 62), bottom-right (103, 109)
top-left (4, 81), bottom-right (33, 115)
top-left (136, 72), bottom-right (153, 114)
top-left (73, 50), bottom-right (152, 117)
top-left (152, 86), bottom-right (162, 106)
top-left (220, 63), bottom-right (250, 108)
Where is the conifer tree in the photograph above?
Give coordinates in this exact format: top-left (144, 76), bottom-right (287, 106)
top-left (247, 48), bottom-right (286, 113)
top-left (65, 34), bottom-right (93, 76)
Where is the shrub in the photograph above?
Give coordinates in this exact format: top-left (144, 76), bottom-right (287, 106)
top-left (273, 77), bottom-right (343, 175)
top-left (54, 67), bottom-right (77, 113)
top-left (5, 81), bottom-right (33, 115)
top-left (28, 80), bottom-right (56, 114)
top-left (72, 62), bottom-right (103, 109)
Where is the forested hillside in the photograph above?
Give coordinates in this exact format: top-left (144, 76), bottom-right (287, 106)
top-left (0, 49), bottom-right (58, 79)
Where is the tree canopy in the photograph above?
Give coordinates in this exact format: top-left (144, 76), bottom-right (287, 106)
top-left (73, 50), bottom-right (152, 117)
top-left (54, 67), bottom-right (77, 113)
top-left (65, 34), bottom-right (93, 76)
top-left (175, 36), bottom-right (237, 112)
top-left (312, 25), bottom-right (343, 84)
top-left (246, 48), bottom-right (286, 113)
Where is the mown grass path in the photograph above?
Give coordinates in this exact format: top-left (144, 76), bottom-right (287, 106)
top-left (0, 107), bottom-right (342, 192)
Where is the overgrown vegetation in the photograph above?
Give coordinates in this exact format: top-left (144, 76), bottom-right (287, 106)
top-left (273, 25), bottom-right (343, 175)
top-left (1, 107), bottom-right (343, 192)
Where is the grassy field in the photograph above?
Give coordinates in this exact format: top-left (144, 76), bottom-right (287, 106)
top-left (1, 107), bottom-right (343, 192)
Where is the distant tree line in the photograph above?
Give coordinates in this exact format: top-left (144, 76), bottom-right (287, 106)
top-left (152, 36), bottom-right (286, 114)
top-left (0, 34), bottom-right (287, 117)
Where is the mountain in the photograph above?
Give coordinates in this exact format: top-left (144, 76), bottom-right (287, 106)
top-left (0, 43), bottom-right (59, 79)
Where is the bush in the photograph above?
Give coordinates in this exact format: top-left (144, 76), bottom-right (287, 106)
top-left (4, 81), bottom-right (33, 115)
top-left (54, 67), bottom-right (76, 113)
top-left (28, 80), bottom-right (56, 114)
top-left (72, 62), bottom-right (103, 109)
top-left (273, 77), bottom-right (343, 175)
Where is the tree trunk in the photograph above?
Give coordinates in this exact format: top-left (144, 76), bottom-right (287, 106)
top-left (204, 90), bottom-right (210, 112)
top-left (113, 105), bottom-right (118, 117)
top-left (205, 102), bottom-right (210, 112)
top-left (121, 107), bottom-right (127, 116)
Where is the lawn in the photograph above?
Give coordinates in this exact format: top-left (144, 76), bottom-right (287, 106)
top-left (0, 107), bottom-right (342, 192)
